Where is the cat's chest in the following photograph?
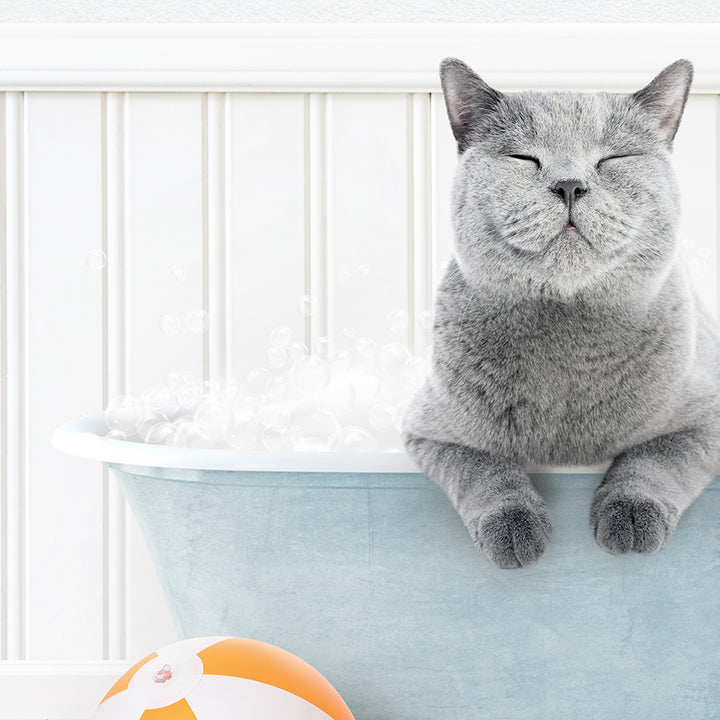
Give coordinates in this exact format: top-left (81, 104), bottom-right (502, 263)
top-left (437, 302), bottom-right (686, 462)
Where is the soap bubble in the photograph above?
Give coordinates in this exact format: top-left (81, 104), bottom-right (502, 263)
top-left (393, 400), bottom-right (410, 432)
top-left (194, 399), bottom-right (232, 436)
top-left (261, 425), bottom-right (290, 451)
top-left (175, 380), bottom-right (203, 410)
top-left (369, 403), bottom-right (396, 433)
top-left (231, 394), bottom-right (257, 425)
top-left (338, 269), bottom-right (351, 283)
top-left (85, 249), bottom-right (106, 270)
top-left (331, 349), bottom-right (353, 372)
top-left (418, 310), bottom-right (433, 331)
top-left (357, 263), bottom-right (371, 276)
top-left (331, 426), bottom-right (381, 453)
top-left (289, 407), bottom-right (339, 451)
top-left (260, 402), bottom-right (291, 429)
top-left (377, 342), bottom-right (412, 376)
top-left (216, 376), bottom-right (241, 402)
top-left (316, 374), bottom-right (356, 417)
top-left (170, 263), bottom-right (186, 282)
top-left (105, 429), bottom-right (127, 441)
top-left (247, 367), bottom-right (271, 393)
top-left (136, 408), bottom-right (169, 441)
top-left (105, 396), bottom-right (140, 434)
top-left (266, 375), bottom-right (289, 401)
top-left (290, 356), bottom-right (330, 395)
top-left (270, 325), bottom-right (293, 348)
top-left (298, 295), bottom-right (318, 317)
top-left (350, 366), bottom-right (380, 402)
top-left (313, 336), bottom-right (336, 360)
top-left (159, 314), bottom-right (182, 336)
top-left (354, 337), bottom-right (376, 359)
top-left (387, 309), bottom-right (409, 334)
top-left (143, 421), bottom-right (174, 445)
top-left (288, 340), bottom-right (309, 362)
top-left (170, 420), bottom-right (214, 449)
top-left (266, 346), bottom-right (287, 369)
top-left (342, 326), bottom-right (358, 341)
top-left (187, 310), bottom-right (209, 334)
top-left (225, 420), bottom-right (260, 450)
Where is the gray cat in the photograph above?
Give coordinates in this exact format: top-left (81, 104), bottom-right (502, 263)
top-left (402, 57), bottom-right (720, 569)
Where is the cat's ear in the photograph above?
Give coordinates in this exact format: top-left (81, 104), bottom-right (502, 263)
top-left (629, 59), bottom-right (693, 145)
top-left (440, 57), bottom-right (504, 153)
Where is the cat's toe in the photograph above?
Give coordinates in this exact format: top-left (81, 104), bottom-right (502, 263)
top-left (470, 499), bottom-right (552, 569)
top-left (591, 490), bottom-right (678, 555)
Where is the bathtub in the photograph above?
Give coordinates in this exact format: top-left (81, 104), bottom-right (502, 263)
top-left (53, 412), bottom-right (720, 719)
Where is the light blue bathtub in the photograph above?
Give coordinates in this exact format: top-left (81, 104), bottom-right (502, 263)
top-left (54, 413), bottom-right (720, 719)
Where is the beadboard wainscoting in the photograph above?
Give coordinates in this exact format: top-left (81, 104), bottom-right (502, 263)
top-left (0, 24), bottom-right (719, 718)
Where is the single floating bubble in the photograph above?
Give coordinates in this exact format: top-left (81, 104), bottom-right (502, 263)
top-left (354, 337), bottom-right (376, 359)
top-left (247, 367), bottom-right (271, 393)
top-left (290, 356), bottom-right (331, 396)
top-left (316, 374), bottom-right (356, 417)
top-left (387, 309), bottom-right (409, 334)
top-left (369, 403), bottom-right (396, 433)
top-left (313, 336), bottom-right (336, 360)
top-left (377, 342), bottom-right (412, 376)
top-left (105, 396), bottom-right (140, 435)
top-left (331, 349), bottom-right (353, 372)
top-left (298, 294), bottom-right (318, 318)
top-left (270, 326), bottom-right (293, 348)
top-left (85, 249), bottom-right (106, 270)
top-left (266, 346), bottom-right (288, 369)
top-left (105, 429), bottom-right (127, 441)
top-left (357, 263), bottom-right (371, 276)
top-left (170, 263), bottom-right (186, 282)
top-left (266, 375), bottom-right (289, 401)
top-left (175, 381), bottom-right (203, 410)
top-left (289, 407), bottom-right (339, 452)
top-left (216, 376), bottom-right (241, 402)
top-left (143, 421), bottom-right (173, 445)
top-left (187, 310), bottom-right (209, 334)
top-left (288, 340), bottom-right (309, 362)
top-left (159, 314), bottom-right (182, 336)
top-left (418, 310), bottom-right (433, 331)
top-left (338, 269), bottom-right (351, 283)
top-left (261, 425), bottom-right (290, 451)
top-left (331, 426), bottom-right (381, 453)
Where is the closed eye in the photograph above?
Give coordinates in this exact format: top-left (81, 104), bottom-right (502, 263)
top-left (508, 154), bottom-right (541, 169)
top-left (596, 153), bottom-right (642, 169)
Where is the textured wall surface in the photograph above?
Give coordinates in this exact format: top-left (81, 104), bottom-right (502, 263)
top-left (1, 0), bottom-right (720, 23)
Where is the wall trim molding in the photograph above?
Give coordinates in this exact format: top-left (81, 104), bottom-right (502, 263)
top-left (0, 23), bottom-right (719, 92)
top-left (0, 661), bottom-right (130, 718)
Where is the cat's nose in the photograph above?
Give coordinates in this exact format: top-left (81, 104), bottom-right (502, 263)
top-left (550, 179), bottom-right (588, 210)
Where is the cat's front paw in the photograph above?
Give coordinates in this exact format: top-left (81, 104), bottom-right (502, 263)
top-left (469, 497), bottom-right (552, 569)
top-left (590, 488), bottom-right (679, 555)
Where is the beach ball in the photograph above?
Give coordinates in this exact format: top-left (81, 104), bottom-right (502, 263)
top-left (92, 636), bottom-right (355, 719)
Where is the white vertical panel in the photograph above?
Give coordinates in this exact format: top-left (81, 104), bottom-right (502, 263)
top-left (124, 93), bottom-right (205, 393)
top-left (0, 91), bottom-right (5, 661)
top-left (124, 93), bottom-right (202, 657)
top-left (25, 93), bottom-right (104, 659)
top-left (103, 92), bottom-right (128, 661)
top-left (2, 92), bottom-right (25, 661)
top-left (206, 93), bottom-right (230, 383)
top-left (227, 93), bottom-right (306, 380)
top-left (326, 93), bottom-right (410, 347)
top-left (674, 94), bottom-right (719, 320)
top-left (410, 93), bottom-right (432, 353)
top-left (430, 91), bottom-right (456, 297)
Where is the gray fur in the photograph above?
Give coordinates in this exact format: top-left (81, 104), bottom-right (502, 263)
top-left (402, 58), bottom-right (720, 568)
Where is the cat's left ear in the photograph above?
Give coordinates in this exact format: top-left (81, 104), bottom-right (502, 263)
top-left (629, 59), bottom-right (693, 144)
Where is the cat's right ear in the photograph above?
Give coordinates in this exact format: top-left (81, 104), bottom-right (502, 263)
top-left (440, 57), bottom-right (504, 153)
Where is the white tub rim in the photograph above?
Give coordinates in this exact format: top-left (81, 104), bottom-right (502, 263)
top-left (52, 411), bottom-right (422, 473)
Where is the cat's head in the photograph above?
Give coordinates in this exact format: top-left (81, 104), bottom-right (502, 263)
top-left (441, 58), bottom-right (693, 298)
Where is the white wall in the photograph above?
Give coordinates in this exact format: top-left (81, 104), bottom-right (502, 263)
top-left (0, 23), bottom-right (719, 719)
top-left (0, 0), bottom-right (719, 22)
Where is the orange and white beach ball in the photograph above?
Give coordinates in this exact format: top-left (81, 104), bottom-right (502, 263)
top-left (92, 636), bottom-right (355, 719)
